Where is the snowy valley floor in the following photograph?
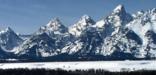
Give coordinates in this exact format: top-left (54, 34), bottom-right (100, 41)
top-left (0, 60), bottom-right (155, 72)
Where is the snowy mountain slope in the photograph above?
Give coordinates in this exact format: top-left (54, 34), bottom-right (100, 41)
top-left (97, 6), bottom-right (156, 59)
top-left (0, 27), bottom-right (23, 51)
top-left (85, 5), bottom-right (134, 57)
top-left (39, 18), bottom-right (73, 49)
top-left (62, 15), bottom-right (96, 55)
top-left (93, 5), bottom-right (134, 56)
top-left (96, 4), bottom-right (135, 56)
top-left (61, 5), bottom-right (156, 60)
top-left (15, 32), bottom-right (58, 58)
top-left (62, 27), bottom-right (103, 56)
top-left (100, 8), bottom-right (156, 59)
top-left (15, 18), bottom-right (73, 58)
top-left (100, 28), bottom-right (142, 59)
top-left (39, 18), bottom-right (68, 35)
top-left (69, 15), bottom-right (95, 37)
top-left (126, 8), bottom-right (156, 58)
top-left (95, 4), bottom-right (133, 36)
top-left (61, 5), bottom-right (134, 57)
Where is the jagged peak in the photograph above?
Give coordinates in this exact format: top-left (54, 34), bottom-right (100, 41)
top-left (68, 15), bottom-right (95, 37)
top-left (46, 18), bottom-right (65, 28)
top-left (6, 27), bottom-right (13, 32)
top-left (134, 9), bottom-right (156, 19)
top-left (113, 4), bottom-right (126, 14)
top-left (47, 17), bottom-right (63, 27)
top-left (77, 15), bottom-right (95, 25)
top-left (104, 4), bottom-right (132, 27)
top-left (39, 17), bottom-right (68, 34)
top-left (80, 15), bottom-right (91, 20)
top-left (136, 8), bottom-right (156, 16)
top-left (0, 27), bottom-right (15, 34)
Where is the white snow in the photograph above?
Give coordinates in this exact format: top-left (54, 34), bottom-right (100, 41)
top-left (95, 20), bottom-right (106, 28)
top-left (0, 60), bottom-right (155, 72)
top-left (46, 18), bottom-right (63, 31)
top-left (5, 59), bottom-right (19, 61)
top-left (113, 4), bottom-right (124, 13)
top-left (69, 15), bottom-right (94, 37)
top-left (39, 18), bottom-right (68, 35)
top-left (61, 41), bottom-right (83, 54)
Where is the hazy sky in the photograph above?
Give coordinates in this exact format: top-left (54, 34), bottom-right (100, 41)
top-left (0, 0), bottom-right (156, 34)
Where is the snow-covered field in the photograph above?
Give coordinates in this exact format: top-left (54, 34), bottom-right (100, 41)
top-left (0, 60), bottom-right (155, 72)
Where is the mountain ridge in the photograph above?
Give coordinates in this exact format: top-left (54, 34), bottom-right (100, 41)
top-left (0, 5), bottom-right (156, 62)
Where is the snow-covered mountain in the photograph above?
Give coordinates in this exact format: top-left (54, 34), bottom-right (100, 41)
top-left (126, 8), bottom-right (156, 58)
top-left (15, 32), bottom-right (59, 58)
top-left (14, 18), bottom-right (73, 58)
top-left (0, 4), bottom-right (156, 61)
top-left (39, 18), bottom-right (68, 35)
top-left (95, 4), bottom-right (133, 36)
top-left (95, 4), bottom-right (134, 57)
top-left (39, 18), bottom-right (73, 49)
top-left (69, 15), bottom-right (95, 37)
top-left (61, 5), bottom-right (134, 57)
top-left (94, 5), bottom-right (156, 59)
top-left (61, 5), bottom-right (156, 60)
top-left (96, 6), bottom-right (156, 59)
top-left (0, 27), bottom-right (23, 51)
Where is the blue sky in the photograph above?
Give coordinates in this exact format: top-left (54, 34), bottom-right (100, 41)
top-left (0, 0), bottom-right (156, 34)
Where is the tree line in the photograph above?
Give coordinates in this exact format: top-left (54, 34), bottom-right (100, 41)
top-left (0, 68), bottom-right (155, 75)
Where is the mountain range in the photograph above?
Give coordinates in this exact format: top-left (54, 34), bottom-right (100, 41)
top-left (0, 5), bottom-right (156, 62)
